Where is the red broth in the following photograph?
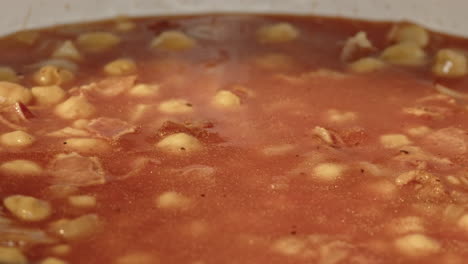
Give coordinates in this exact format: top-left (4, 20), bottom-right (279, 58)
top-left (1, 15), bottom-right (468, 264)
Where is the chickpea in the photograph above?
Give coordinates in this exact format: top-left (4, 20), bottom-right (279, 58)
top-left (212, 90), bottom-right (241, 108)
top-left (380, 134), bottom-right (411, 148)
top-left (0, 66), bottom-right (18, 82)
top-left (446, 176), bottom-right (461, 186)
top-left (115, 17), bottom-right (136, 32)
top-left (128, 83), bottom-right (160, 97)
top-left (0, 247), bottom-right (27, 264)
top-left (50, 244), bottom-right (71, 256)
top-left (457, 214), bottom-right (468, 232)
top-left (432, 49), bottom-right (467, 78)
top-left (77, 32), bottom-right (121, 53)
top-left (389, 24), bottom-right (429, 47)
top-left (407, 126), bottom-right (431, 137)
top-left (262, 144), bottom-right (295, 156)
top-left (54, 95), bottom-right (96, 120)
top-left (116, 21), bottom-right (136, 32)
top-left (104, 58), bottom-right (137, 76)
top-left (40, 257), bottom-right (68, 264)
top-left (0, 81), bottom-right (32, 104)
top-left (33, 66), bottom-right (74, 86)
top-left (0, 130), bottom-right (35, 148)
top-left (348, 57), bottom-right (385, 73)
top-left (73, 119), bottom-right (90, 129)
top-left (150, 30), bottom-right (196, 51)
top-left (63, 138), bottom-right (111, 153)
top-left (156, 133), bottom-right (202, 153)
top-left (257, 23), bottom-right (299, 43)
top-left (272, 236), bottom-right (306, 256)
top-left (49, 214), bottom-right (100, 241)
top-left (53, 40), bottom-right (82, 61)
top-left (129, 104), bottom-right (151, 122)
top-left (0, 160), bottom-right (43, 176)
top-left (326, 109), bottom-right (357, 123)
top-left (394, 234), bottom-right (440, 257)
top-left (158, 99), bottom-right (193, 114)
top-left (255, 53), bottom-right (293, 70)
top-left (3, 195), bottom-right (52, 222)
top-left (155, 191), bottom-right (192, 209)
top-left (68, 195), bottom-right (96, 208)
top-left (31, 85), bottom-right (66, 105)
top-left (381, 43), bottom-right (426, 66)
top-left (312, 163), bottom-right (346, 182)
top-left (115, 252), bottom-right (156, 264)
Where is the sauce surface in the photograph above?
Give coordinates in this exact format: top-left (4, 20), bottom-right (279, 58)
top-left (1, 15), bottom-right (468, 264)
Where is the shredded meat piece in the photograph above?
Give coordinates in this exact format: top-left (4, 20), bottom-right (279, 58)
top-left (402, 106), bottom-right (454, 119)
top-left (0, 102), bottom-right (35, 130)
top-left (340, 31), bottom-right (374, 62)
top-left (117, 156), bottom-right (160, 180)
top-left (47, 152), bottom-right (106, 186)
top-left (422, 127), bottom-right (467, 158)
top-left (87, 117), bottom-right (137, 140)
top-left (1, 226), bottom-right (55, 248)
top-left (312, 126), bottom-right (345, 147)
top-left (340, 128), bottom-right (368, 147)
top-left (275, 69), bottom-right (348, 85)
top-left (79, 75), bottom-right (137, 97)
top-left (312, 127), bottom-right (367, 148)
top-left (393, 145), bottom-right (453, 169)
top-left (0, 225), bottom-right (56, 247)
top-left (395, 170), bottom-right (451, 203)
top-left (403, 93), bottom-right (457, 120)
top-left (0, 215), bottom-right (56, 247)
top-left (11, 102), bottom-right (35, 120)
top-left (417, 93), bottom-right (456, 106)
top-left (157, 121), bottom-right (224, 144)
top-left (172, 165), bottom-right (216, 186)
top-left (48, 127), bottom-right (91, 137)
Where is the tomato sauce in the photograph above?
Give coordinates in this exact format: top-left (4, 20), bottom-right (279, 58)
top-left (0, 15), bottom-right (468, 264)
